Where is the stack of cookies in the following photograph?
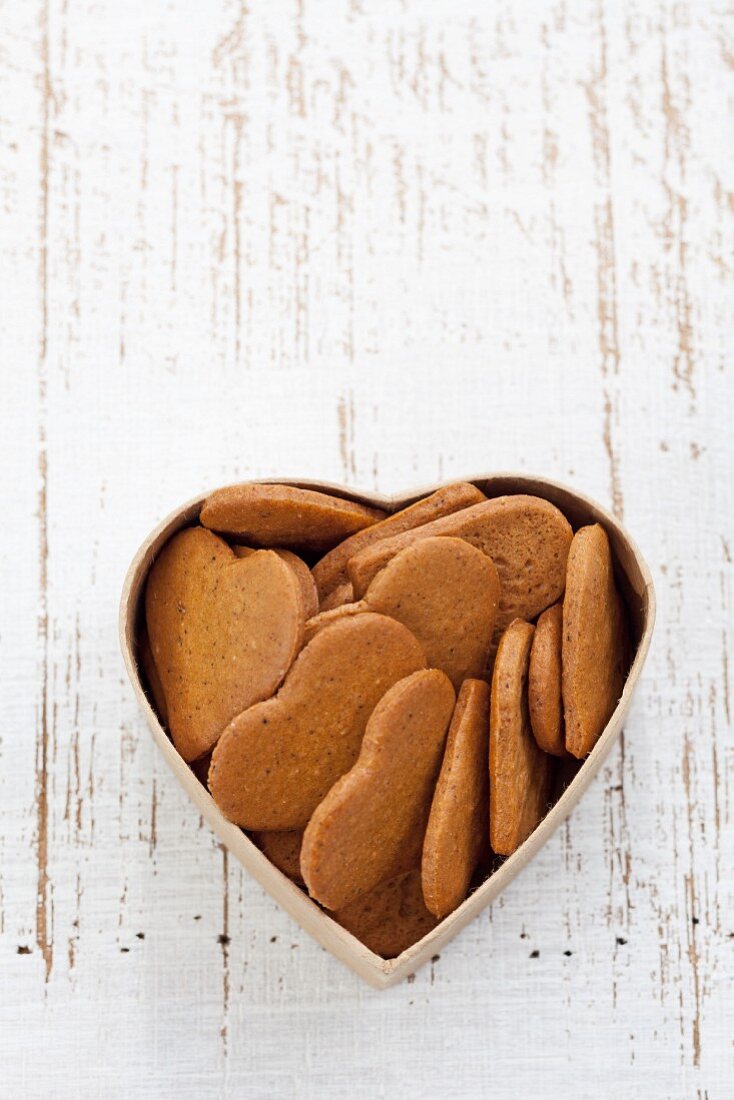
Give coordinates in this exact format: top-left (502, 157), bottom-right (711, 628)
top-left (140, 482), bottom-right (630, 956)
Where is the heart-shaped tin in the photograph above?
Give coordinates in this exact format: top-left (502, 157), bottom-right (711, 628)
top-left (120, 474), bottom-right (655, 988)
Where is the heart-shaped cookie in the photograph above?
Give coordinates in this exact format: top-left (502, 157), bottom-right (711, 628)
top-left (120, 475), bottom-right (655, 988)
top-left (360, 536), bottom-right (499, 688)
top-left (301, 669), bottom-right (455, 909)
top-left (145, 527), bottom-right (306, 761)
top-left (208, 612), bottom-right (427, 830)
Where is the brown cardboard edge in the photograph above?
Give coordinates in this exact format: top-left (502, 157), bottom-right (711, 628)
top-left (119, 475), bottom-right (656, 990)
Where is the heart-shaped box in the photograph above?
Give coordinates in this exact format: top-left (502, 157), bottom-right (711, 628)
top-left (120, 474), bottom-right (655, 988)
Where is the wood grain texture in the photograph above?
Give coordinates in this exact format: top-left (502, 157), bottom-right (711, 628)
top-left (1, 0), bottom-right (732, 1096)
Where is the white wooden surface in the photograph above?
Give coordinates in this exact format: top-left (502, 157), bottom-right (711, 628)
top-left (2, 1), bottom-right (732, 1096)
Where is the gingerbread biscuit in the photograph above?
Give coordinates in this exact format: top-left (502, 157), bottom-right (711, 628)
top-left (145, 527), bottom-right (305, 761)
top-left (201, 483), bottom-right (385, 552)
top-left (332, 869), bottom-right (439, 958)
top-left (562, 524), bottom-right (629, 758)
top-left (301, 669), bottom-right (455, 910)
top-left (302, 602), bottom-right (367, 645)
top-left (138, 625), bottom-right (168, 725)
top-left (489, 619), bottom-right (555, 855)
top-left (233, 545), bottom-right (318, 619)
top-left (528, 602), bottom-right (566, 756)
top-left (362, 537), bottom-right (499, 689)
top-left (312, 482), bottom-right (486, 607)
top-left (252, 829), bottom-right (304, 884)
top-left (208, 613), bottom-right (426, 830)
top-left (422, 679), bottom-right (491, 918)
top-left (348, 495), bottom-right (573, 634)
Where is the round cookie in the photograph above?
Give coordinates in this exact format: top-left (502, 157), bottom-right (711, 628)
top-left (201, 483), bottom-right (385, 552)
top-left (208, 613), bottom-right (427, 830)
top-left (312, 482), bottom-right (486, 607)
top-left (362, 536), bottom-right (500, 689)
top-left (347, 494), bottom-right (573, 635)
top-left (489, 619), bottom-right (555, 856)
top-left (332, 869), bottom-right (439, 958)
top-left (252, 829), bottom-right (304, 884)
top-left (301, 669), bottom-right (455, 911)
top-left (528, 602), bottom-right (567, 756)
top-left (145, 527), bottom-right (306, 762)
top-left (562, 524), bottom-right (629, 758)
top-left (233, 544), bottom-right (318, 619)
top-left (422, 679), bottom-right (491, 918)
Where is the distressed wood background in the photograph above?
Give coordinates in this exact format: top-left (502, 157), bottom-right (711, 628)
top-left (2, 1), bottom-right (732, 1096)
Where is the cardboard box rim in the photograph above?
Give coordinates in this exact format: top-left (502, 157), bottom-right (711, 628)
top-left (119, 473), bottom-right (656, 989)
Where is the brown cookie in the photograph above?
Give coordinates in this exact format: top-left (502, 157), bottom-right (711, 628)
top-left (252, 829), bottom-right (304, 884)
top-left (145, 527), bottom-right (305, 762)
top-left (422, 679), bottom-right (491, 918)
top-left (348, 495), bottom-right (573, 634)
top-left (302, 602), bottom-right (367, 645)
top-left (233, 545), bottom-right (318, 619)
top-left (528, 602), bottom-right (567, 756)
top-left (312, 482), bottom-right (486, 607)
top-left (201, 483), bottom-right (385, 552)
top-left (208, 613), bottom-right (427, 830)
top-left (319, 580), bottom-right (355, 611)
top-left (301, 669), bottom-right (455, 910)
top-left (138, 625), bottom-right (168, 725)
top-left (489, 619), bottom-right (555, 855)
top-left (332, 869), bottom-right (439, 958)
top-left (562, 524), bottom-right (629, 758)
top-left (362, 537), bottom-right (499, 689)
